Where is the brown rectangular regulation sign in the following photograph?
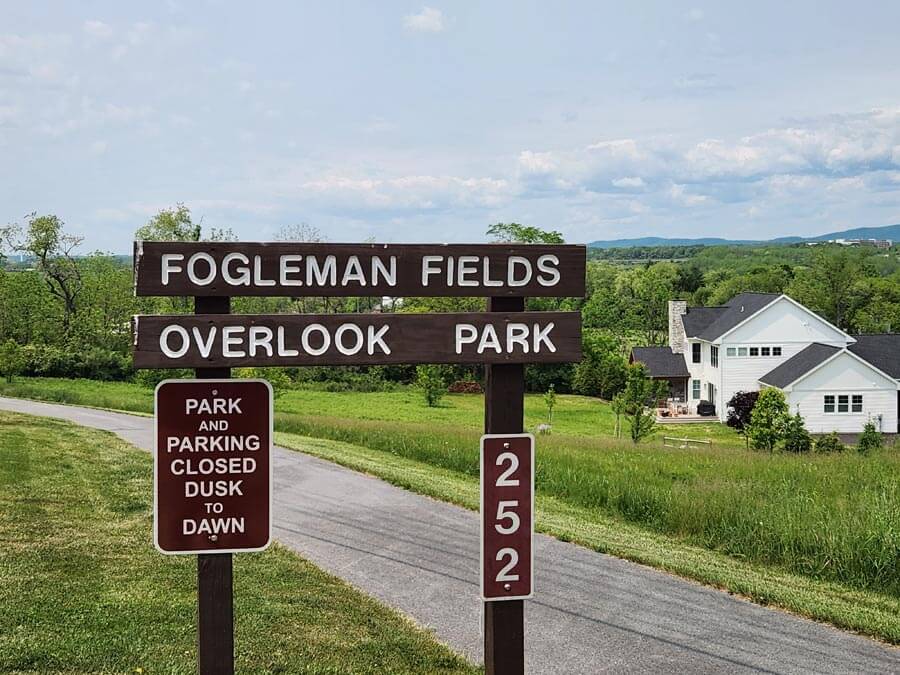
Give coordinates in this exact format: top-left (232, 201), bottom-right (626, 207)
top-left (154, 379), bottom-right (272, 554)
top-left (134, 241), bottom-right (586, 298)
top-left (134, 312), bottom-right (581, 368)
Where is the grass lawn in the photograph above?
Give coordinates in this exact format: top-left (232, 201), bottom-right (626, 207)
top-left (0, 411), bottom-right (477, 674)
top-left (2, 376), bottom-right (899, 644)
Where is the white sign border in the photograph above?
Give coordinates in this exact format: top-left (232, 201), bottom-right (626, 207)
top-left (479, 432), bottom-right (535, 602)
top-left (153, 378), bottom-right (274, 556)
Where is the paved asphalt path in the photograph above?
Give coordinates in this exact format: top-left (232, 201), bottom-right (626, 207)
top-left (2, 397), bottom-right (898, 674)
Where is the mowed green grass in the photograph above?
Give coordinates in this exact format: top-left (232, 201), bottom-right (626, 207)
top-left (3, 377), bottom-right (899, 639)
top-left (0, 411), bottom-right (476, 674)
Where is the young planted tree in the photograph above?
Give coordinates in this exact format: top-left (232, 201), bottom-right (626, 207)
top-left (544, 383), bottom-right (556, 426)
top-left (781, 413), bottom-right (812, 453)
top-left (0, 339), bottom-right (26, 382)
top-left (620, 363), bottom-right (667, 444)
top-left (610, 392), bottom-right (626, 439)
top-left (2, 214), bottom-right (84, 334)
top-left (747, 388), bottom-right (789, 452)
top-left (416, 365), bottom-right (447, 407)
top-left (726, 390), bottom-right (759, 449)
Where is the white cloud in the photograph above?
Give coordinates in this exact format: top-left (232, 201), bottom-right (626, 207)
top-left (612, 176), bottom-right (645, 189)
top-left (685, 8), bottom-right (704, 22)
top-left (299, 173), bottom-right (511, 211)
top-left (83, 20), bottom-right (113, 39)
top-left (89, 140), bottom-right (108, 155)
top-left (403, 7), bottom-right (446, 33)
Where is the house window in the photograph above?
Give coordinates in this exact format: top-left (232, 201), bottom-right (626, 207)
top-left (692, 380), bottom-right (701, 399)
top-left (726, 347), bottom-right (736, 357)
top-left (852, 395), bottom-right (863, 413)
top-left (710, 346), bottom-right (719, 367)
top-left (761, 347), bottom-right (770, 356)
top-left (837, 395), bottom-right (849, 413)
top-left (772, 347), bottom-right (782, 356)
top-left (824, 395), bottom-right (835, 413)
top-left (692, 343), bottom-right (701, 364)
top-left (749, 347), bottom-right (759, 356)
top-left (737, 347), bottom-right (748, 356)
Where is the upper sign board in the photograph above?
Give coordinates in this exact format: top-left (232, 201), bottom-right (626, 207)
top-left (134, 242), bottom-right (586, 298)
top-left (154, 379), bottom-right (272, 555)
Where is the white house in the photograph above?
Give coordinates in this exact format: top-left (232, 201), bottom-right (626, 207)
top-left (631, 293), bottom-right (899, 434)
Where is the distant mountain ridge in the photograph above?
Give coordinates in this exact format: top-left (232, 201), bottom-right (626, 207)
top-left (588, 223), bottom-right (900, 249)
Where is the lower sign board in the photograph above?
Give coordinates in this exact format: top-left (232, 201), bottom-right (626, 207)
top-left (133, 311), bottom-right (581, 369)
top-left (480, 433), bottom-right (534, 601)
top-left (154, 379), bottom-right (273, 554)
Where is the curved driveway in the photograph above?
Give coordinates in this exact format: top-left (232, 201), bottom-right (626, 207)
top-left (1, 397), bottom-right (897, 674)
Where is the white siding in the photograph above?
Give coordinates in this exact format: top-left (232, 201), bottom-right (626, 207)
top-left (785, 352), bottom-right (898, 433)
top-left (719, 343), bottom-right (806, 420)
top-left (718, 297), bottom-right (852, 422)
top-left (724, 297), bottom-right (848, 346)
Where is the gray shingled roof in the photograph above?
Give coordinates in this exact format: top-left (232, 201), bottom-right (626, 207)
top-left (758, 343), bottom-right (840, 388)
top-left (696, 293), bottom-right (781, 341)
top-left (848, 334), bottom-right (900, 378)
top-left (681, 306), bottom-right (725, 337)
top-left (631, 347), bottom-right (690, 378)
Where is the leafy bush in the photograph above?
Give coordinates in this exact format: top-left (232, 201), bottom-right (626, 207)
top-left (856, 421), bottom-right (883, 454)
top-left (0, 340), bottom-right (26, 382)
top-left (525, 363), bottom-right (572, 394)
top-left (134, 368), bottom-right (192, 388)
top-left (77, 347), bottom-right (131, 381)
top-left (781, 413), bottom-right (812, 453)
top-left (235, 367), bottom-right (292, 398)
top-left (815, 431), bottom-right (845, 454)
top-left (416, 365), bottom-right (448, 407)
top-left (21, 343), bottom-right (131, 381)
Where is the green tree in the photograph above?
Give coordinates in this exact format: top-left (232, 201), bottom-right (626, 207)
top-left (0, 339), bottom-right (26, 382)
top-left (571, 330), bottom-right (628, 399)
top-left (619, 363), bottom-right (666, 444)
top-left (856, 421), bottom-right (883, 454)
top-left (2, 213), bottom-right (84, 333)
top-left (486, 222), bottom-right (564, 244)
top-left (787, 247), bottom-right (874, 331)
top-left (416, 365), bottom-right (447, 407)
top-left (543, 384), bottom-right (556, 425)
top-left (747, 388), bottom-right (789, 451)
top-left (616, 263), bottom-right (678, 345)
top-left (781, 413), bottom-right (812, 453)
top-left (135, 204), bottom-right (201, 242)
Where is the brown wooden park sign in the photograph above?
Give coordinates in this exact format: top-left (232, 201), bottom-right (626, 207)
top-left (133, 240), bottom-right (586, 675)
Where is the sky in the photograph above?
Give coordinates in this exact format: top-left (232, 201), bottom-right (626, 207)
top-left (2, 1), bottom-right (900, 252)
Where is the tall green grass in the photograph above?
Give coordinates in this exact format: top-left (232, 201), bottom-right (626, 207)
top-left (276, 412), bottom-right (900, 597)
top-left (3, 377), bottom-right (898, 598)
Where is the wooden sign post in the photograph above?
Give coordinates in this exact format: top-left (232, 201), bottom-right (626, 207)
top-left (133, 241), bottom-right (586, 675)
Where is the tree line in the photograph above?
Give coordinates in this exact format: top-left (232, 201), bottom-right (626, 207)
top-left (1, 209), bottom-right (898, 403)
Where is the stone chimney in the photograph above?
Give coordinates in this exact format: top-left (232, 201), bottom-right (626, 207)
top-left (668, 300), bottom-right (688, 353)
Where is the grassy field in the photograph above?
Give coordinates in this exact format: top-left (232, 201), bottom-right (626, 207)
top-left (2, 376), bottom-right (899, 643)
top-left (0, 411), bottom-right (476, 674)
top-left (0, 376), bottom-right (741, 443)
